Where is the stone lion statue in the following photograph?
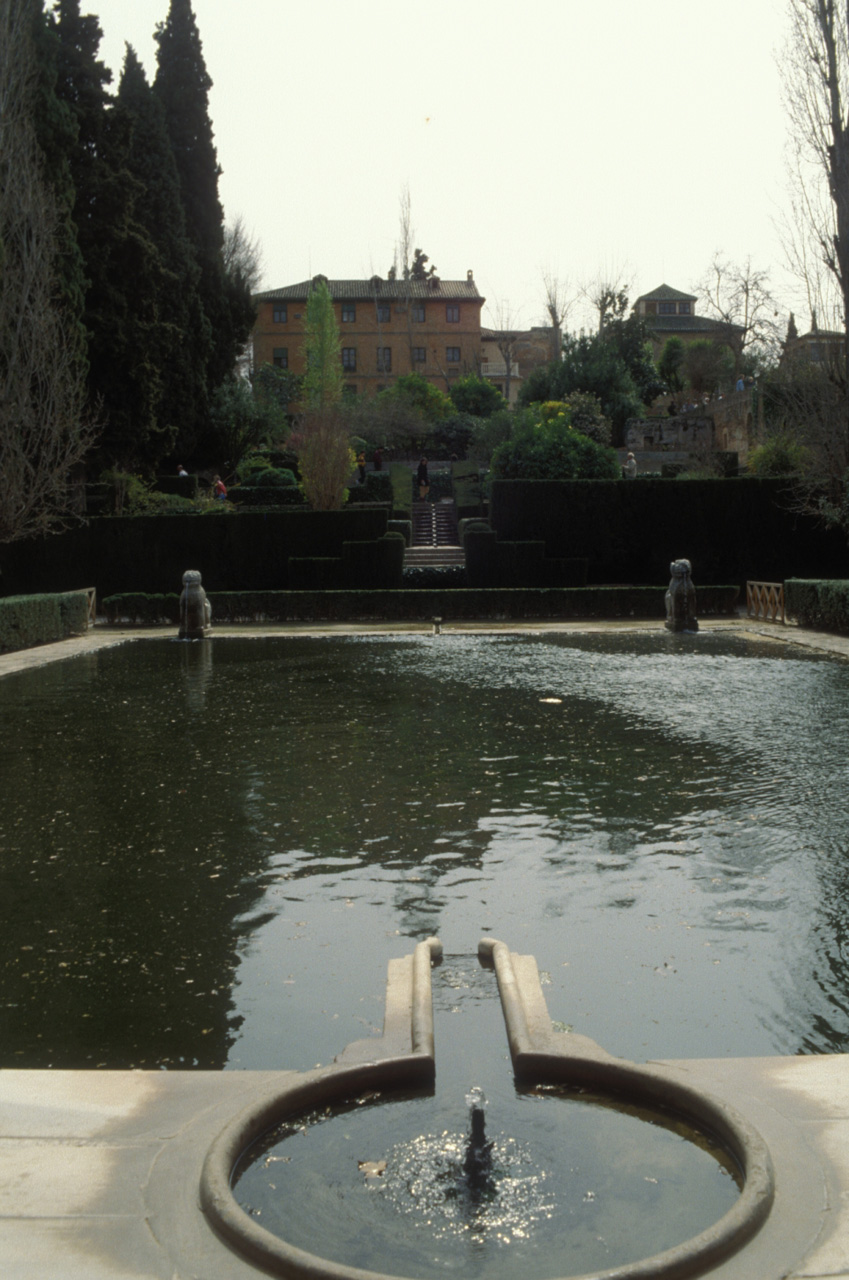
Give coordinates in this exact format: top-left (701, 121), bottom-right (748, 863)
top-left (179, 569), bottom-right (212, 639)
top-left (664, 559), bottom-right (698, 632)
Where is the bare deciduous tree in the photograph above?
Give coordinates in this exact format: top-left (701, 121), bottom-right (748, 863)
top-left (0, 0), bottom-right (97, 545)
top-left (578, 268), bottom-right (634, 334)
top-left (223, 215), bottom-right (263, 294)
top-left (696, 254), bottom-right (782, 370)
top-left (488, 298), bottom-right (522, 405)
top-left (288, 407), bottom-right (355, 511)
top-left (777, 1), bottom-right (849, 539)
top-left (783, 0), bottom-right (849, 371)
top-left (541, 268), bottom-right (573, 360)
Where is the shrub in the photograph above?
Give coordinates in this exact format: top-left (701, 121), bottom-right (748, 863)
top-left (449, 375), bottom-right (505, 418)
top-left (254, 467), bottom-right (297, 487)
top-left (0, 591), bottom-right (90, 652)
top-left (748, 434), bottom-right (809, 477)
top-left (491, 418), bottom-right (619, 480)
top-left (786, 579), bottom-right (849, 632)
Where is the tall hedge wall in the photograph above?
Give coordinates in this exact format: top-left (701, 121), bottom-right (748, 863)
top-left (0, 510), bottom-right (389, 599)
top-left (490, 478), bottom-right (847, 586)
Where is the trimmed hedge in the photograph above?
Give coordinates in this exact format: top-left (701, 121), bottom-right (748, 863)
top-left (452, 463), bottom-right (485, 519)
top-left (0, 590), bottom-right (91, 653)
top-left (228, 486), bottom-right (305, 506)
top-left (0, 509), bottom-right (391, 597)
top-left (489, 478), bottom-right (847, 587)
top-left (388, 519), bottom-right (412, 547)
top-left (343, 532), bottom-right (405, 589)
top-left (464, 527), bottom-right (588, 588)
top-left (389, 463), bottom-right (412, 518)
top-left (101, 585), bottom-right (739, 625)
top-left (402, 565), bottom-right (467, 589)
top-left (786, 579), bottom-right (849, 633)
top-left (347, 471), bottom-right (392, 504)
top-left (155, 474), bottom-right (199, 498)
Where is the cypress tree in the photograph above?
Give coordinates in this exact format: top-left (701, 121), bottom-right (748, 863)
top-left (117, 45), bottom-right (209, 465)
top-left (153, 0), bottom-right (254, 407)
top-left (29, 0), bottom-right (88, 381)
top-left (53, 0), bottom-right (166, 470)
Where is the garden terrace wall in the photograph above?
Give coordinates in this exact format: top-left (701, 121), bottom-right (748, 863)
top-left (0, 510), bottom-right (389, 599)
top-left (0, 590), bottom-right (90, 654)
top-left (490, 478), bottom-right (847, 587)
top-left (101, 585), bottom-right (739, 625)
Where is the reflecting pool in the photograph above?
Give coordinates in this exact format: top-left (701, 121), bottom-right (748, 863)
top-left (1, 632), bottom-right (848, 1070)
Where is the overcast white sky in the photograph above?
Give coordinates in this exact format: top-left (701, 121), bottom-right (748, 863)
top-left (90, 0), bottom-right (801, 333)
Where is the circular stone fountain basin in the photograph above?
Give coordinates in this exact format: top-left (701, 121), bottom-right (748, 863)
top-left (232, 1085), bottom-right (741, 1280)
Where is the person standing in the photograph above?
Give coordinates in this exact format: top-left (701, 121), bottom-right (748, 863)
top-left (372, 446), bottom-right (383, 472)
top-left (416, 457), bottom-right (430, 501)
top-left (357, 451), bottom-right (366, 485)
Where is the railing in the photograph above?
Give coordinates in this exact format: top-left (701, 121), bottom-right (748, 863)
top-left (481, 361), bottom-right (519, 377)
top-left (747, 581), bottom-right (785, 623)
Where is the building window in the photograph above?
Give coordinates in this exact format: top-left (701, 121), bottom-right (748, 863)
top-left (272, 305), bottom-right (287, 323)
top-left (412, 304), bottom-right (426, 322)
top-left (678, 302), bottom-right (691, 315)
top-left (446, 346), bottom-right (460, 363)
top-left (376, 303), bottom-right (391, 323)
top-left (342, 303), bottom-right (356, 322)
top-left (377, 347), bottom-right (392, 372)
top-left (342, 347), bottom-right (357, 371)
top-left (446, 305), bottom-right (460, 323)
top-left (273, 347), bottom-right (288, 369)
top-left (658, 302), bottom-right (677, 315)
top-left (412, 347), bottom-right (426, 363)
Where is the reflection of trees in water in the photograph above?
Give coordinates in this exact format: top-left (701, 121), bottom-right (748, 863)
top-left (0, 644), bottom-right (268, 1069)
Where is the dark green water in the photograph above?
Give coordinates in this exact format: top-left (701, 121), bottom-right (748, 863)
top-left (1, 632), bottom-right (848, 1070)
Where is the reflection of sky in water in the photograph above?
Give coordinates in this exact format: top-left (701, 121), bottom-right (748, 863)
top-left (0, 632), bottom-right (847, 1070)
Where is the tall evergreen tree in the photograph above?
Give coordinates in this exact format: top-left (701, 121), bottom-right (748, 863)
top-left (29, 0), bottom-right (88, 382)
top-left (153, 0), bottom-right (254, 407)
top-left (0, 0), bottom-right (96, 542)
top-left (53, 0), bottom-right (166, 470)
top-left (117, 45), bottom-right (209, 464)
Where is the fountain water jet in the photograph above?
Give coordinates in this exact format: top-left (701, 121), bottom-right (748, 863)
top-left (201, 936), bottom-right (773, 1280)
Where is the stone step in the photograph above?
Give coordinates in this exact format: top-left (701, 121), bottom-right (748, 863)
top-left (405, 546), bottom-right (465, 567)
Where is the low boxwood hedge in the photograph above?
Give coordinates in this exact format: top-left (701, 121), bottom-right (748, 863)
top-left (0, 590), bottom-right (91, 653)
top-left (101, 584), bottom-right (739, 625)
top-left (786, 579), bottom-right (849, 633)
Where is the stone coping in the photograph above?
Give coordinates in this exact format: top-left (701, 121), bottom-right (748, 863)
top-left (2, 615), bottom-right (849, 681)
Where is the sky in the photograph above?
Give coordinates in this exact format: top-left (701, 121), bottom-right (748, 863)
top-left (89, 0), bottom-right (803, 334)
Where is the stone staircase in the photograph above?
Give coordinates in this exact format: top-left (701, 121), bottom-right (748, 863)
top-left (406, 499), bottom-right (465, 568)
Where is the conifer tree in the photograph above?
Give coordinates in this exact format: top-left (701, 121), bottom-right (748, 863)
top-left (53, 0), bottom-right (166, 469)
top-left (29, 0), bottom-right (88, 382)
top-left (0, 0), bottom-right (96, 542)
top-left (117, 45), bottom-right (209, 464)
top-left (153, 0), bottom-right (254, 405)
